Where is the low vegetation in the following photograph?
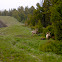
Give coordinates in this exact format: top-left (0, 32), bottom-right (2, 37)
top-left (39, 40), bottom-right (62, 54)
top-left (0, 16), bottom-right (62, 62)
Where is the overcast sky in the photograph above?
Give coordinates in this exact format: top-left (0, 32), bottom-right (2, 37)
top-left (0, 0), bottom-right (42, 11)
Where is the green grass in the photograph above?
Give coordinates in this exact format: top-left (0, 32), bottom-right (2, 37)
top-left (0, 16), bottom-right (22, 26)
top-left (0, 16), bottom-right (62, 62)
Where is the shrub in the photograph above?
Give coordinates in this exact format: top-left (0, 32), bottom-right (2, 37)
top-left (43, 25), bottom-right (54, 36)
top-left (53, 20), bottom-right (62, 40)
top-left (35, 20), bottom-right (43, 33)
top-left (39, 40), bottom-right (62, 54)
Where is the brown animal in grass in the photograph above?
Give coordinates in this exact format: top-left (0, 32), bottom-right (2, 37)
top-left (46, 32), bottom-right (51, 40)
top-left (31, 29), bottom-right (38, 35)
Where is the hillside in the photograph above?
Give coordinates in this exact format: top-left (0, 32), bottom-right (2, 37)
top-left (0, 16), bottom-right (62, 62)
top-left (0, 16), bottom-right (21, 26)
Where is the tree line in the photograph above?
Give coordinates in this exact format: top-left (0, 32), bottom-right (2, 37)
top-left (0, 6), bottom-right (35, 23)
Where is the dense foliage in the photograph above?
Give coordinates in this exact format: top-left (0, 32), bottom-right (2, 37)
top-left (39, 40), bottom-right (62, 54)
top-left (39, 0), bottom-right (62, 54)
top-left (50, 1), bottom-right (62, 40)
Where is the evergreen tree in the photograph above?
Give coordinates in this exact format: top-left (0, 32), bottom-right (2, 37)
top-left (12, 9), bottom-right (20, 21)
top-left (50, 1), bottom-right (62, 40)
top-left (2, 10), bottom-right (8, 16)
top-left (35, 20), bottom-right (43, 33)
top-left (42, 0), bottom-right (51, 27)
top-left (0, 11), bottom-right (2, 16)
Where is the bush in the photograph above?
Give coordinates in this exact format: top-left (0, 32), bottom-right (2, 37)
top-left (35, 20), bottom-right (43, 33)
top-left (39, 40), bottom-right (62, 54)
top-left (50, 2), bottom-right (62, 41)
top-left (43, 25), bottom-right (54, 36)
top-left (53, 20), bottom-right (62, 40)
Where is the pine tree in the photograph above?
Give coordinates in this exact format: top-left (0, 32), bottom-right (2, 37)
top-left (50, 1), bottom-right (62, 40)
top-left (35, 20), bottom-right (43, 33)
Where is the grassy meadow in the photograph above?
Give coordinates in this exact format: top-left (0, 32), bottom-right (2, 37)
top-left (0, 16), bottom-right (62, 62)
top-left (0, 16), bottom-right (22, 26)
